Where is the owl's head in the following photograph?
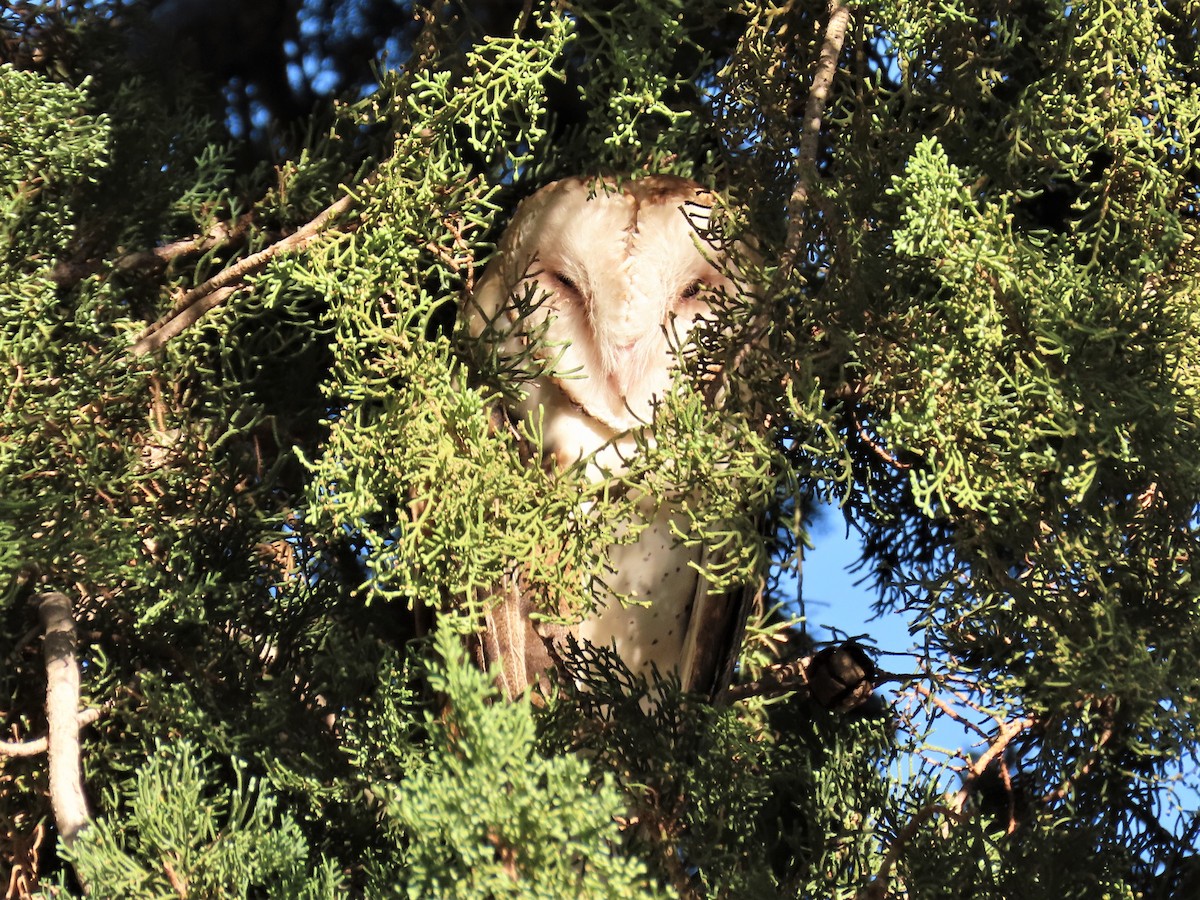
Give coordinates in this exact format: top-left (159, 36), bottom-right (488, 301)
top-left (466, 175), bottom-right (750, 434)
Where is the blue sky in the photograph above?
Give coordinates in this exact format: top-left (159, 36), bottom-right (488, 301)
top-left (801, 504), bottom-right (893, 650)
top-left (800, 502), bottom-right (1199, 835)
top-left (799, 506), bottom-right (973, 777)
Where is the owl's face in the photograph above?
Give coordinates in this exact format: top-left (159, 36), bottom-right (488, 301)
top-left (467, 175), bottom-right (744, 434)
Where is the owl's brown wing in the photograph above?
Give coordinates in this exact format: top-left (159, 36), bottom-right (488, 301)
top-left (475, 567), bottom-right (753, 703)
top-left (470, 569), bottom-right (570, 702)
top-left (678, 546), bottom-right (757, 702)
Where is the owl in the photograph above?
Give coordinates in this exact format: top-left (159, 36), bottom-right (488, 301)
top-left (462, 175), bottom-right (753, 702)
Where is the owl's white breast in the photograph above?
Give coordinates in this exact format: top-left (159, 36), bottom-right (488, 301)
top-left (523, 371), bottom-right (701, 684)
top-left (575, 498), bottom-right (702, 686)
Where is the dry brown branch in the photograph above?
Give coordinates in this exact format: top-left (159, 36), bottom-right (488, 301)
top-left (114, 214), bottom-right (254, 273)
top-left (725, 656), bottom-right (812, 702)
top-left (857, 804), bottom-right (969, 899)
top-left (37, 591), bottom-right (90, 848)
top-left (0, 707), bottom-right (106, 758)
top-left (129, 187), bottom-right (363, 356)
top-left (950, 715), bottom-right (1034, 816)
top-left (855, 414), bottom-right (912, 470)
top-left (706, 0), bottom-right (852, 405)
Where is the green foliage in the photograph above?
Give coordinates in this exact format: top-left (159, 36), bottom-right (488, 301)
top-left (543, 643), bottom-right (898, 898)
top-left (0, 1), bottom-right (1198, 897)
top-left (386, 630), bottom-right (660, 898)
top-left (0, 64), bottom-right (108, 265)
top-left (0, 61), bottom-right (104, 575)
top-left (294, 12), bottom-right (606, 623)
top-left (63, 740), bottom-right (344, 898)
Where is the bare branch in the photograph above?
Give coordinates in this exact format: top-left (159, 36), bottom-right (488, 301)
top-left (49, 216), bottom-right (254, 289)
top-left (726, 656), bottom-right (811, 702)
top-left (950, 715), bottom-right (1034, 816)
top-left (38, 591), bottom-right (90, 847)
top-left (129, 187), bottom-right (362, 357)
top-left (778, 0), bottom-right (852, 280)
top-left (855, 413), bottom-right (912, 470)
top-left (855, 703), bottom-right (1038, 896)
top-left (706, 0), bottom-right (852, 406)
top-left (114, 214), bottom-right (254, 273)
top-left (858, 804), bottom-right (969, 899)
top-left (128, 285), bottom-right (238, 357)
top-left (0, 707), bottom-right (106, 758)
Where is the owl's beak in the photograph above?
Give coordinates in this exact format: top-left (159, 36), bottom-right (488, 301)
top-left (605, 335), bottom-right (660, 403)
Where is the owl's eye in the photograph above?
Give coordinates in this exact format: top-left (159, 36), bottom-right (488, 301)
top-left (552, 271), bottom-right (580, 294)
top-left (680, 279), bottom-right (705, 300)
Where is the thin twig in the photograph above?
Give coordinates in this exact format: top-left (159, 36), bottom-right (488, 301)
top-left (914, 683), bottom-right (990, 742)
top-left (856, 413), bottom-right (912, 470)
top-left (129, 187), bottom-right (363, 356)
top-left (914, 683), bottom-right (1039, 825)
top-left (858, 804), bottom-right (968, 899)
top-left (0, 707), bottom-right (106, 758)
top-left (38, 591), bottom-right (90, 847)
top-left (705, 0), bottom-right (852, 406)
top-left (950, 715), bottom-right (1034, 815)
top-left (726, 656), bottom-right (812, 702)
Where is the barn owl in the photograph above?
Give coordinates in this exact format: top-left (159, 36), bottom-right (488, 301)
top-left (462, 175), bottom-right (752, 701)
